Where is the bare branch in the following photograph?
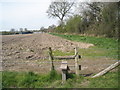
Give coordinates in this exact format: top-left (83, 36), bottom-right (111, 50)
top-left (46, 0), bottom-right (74, 23)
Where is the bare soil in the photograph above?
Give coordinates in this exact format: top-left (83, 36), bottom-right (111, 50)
top-left (2, 33), bottom-right (116, 75)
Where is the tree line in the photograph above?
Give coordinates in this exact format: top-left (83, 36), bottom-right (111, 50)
top-left (1, 27), bottom-right (48, 35)
top-left (47, 1), bottom-right (119, 38)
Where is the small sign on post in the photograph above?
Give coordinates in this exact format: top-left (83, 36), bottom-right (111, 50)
top-left (60, 61), bottom-right (70, 82)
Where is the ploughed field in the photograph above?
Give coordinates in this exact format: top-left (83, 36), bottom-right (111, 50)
top-left (2, 33), bottom-right (116, 74)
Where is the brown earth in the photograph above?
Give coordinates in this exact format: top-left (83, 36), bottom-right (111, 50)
top-left (2, 33), bottom-right (116, 75)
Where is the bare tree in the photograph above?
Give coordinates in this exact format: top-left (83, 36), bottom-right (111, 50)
top-left (47, 0), bottom-right (74, 25)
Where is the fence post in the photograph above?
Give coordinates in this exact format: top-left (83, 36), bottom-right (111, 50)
top-left (60, 61), bottom-right (69, 83)
top-left (48, 47), bottom-right (54, 70)
top-left (75, 47), bottom-right (79, 76)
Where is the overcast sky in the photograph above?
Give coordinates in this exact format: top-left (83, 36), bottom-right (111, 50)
top-left (0, 0), bottom-right (119, 31)
top-left (0, 0), bottom-right (59, 31)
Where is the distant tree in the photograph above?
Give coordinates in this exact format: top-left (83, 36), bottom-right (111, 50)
top-left (24, 28), bottom-right (28, 31)
top-left (80, 2), bottom-right (119, 38)
top-left (19, 28), bottom-right (23, 32)
top-left (47, 0), bottom-right (74, 25)
top-left (47, 25), bottom-right (56, 32)
top-left (99, 2), bottom-right (119, 38)
top-left (10, 28), bottom-right (15, 32)
top-left (40, 26), bottom-right (47, 32)
top-left (48, 25), bottom-right (56, 30)
top-left (40, 27), bottom-right (45, 30)
top-left (65, 15), bottom-right (82, 33)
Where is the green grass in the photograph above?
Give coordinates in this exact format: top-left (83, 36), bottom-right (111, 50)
top-left (2, 71), bottom-right (119, 88)
top-left (50, 33), bottom-right (118, 49)
top-left (2, 70), bottom-right (61, 88)
top-left (52, 50), bottom-right (74, 56)
top-left (0, 72), bottom-right (2, 89)
top-left (50, 33), bottom-right (118, 59)
top-left (86, 71), bottom-right (119, 88)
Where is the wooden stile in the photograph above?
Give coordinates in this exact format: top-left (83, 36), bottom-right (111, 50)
top-left (48, 47), bottom-right (81, 82)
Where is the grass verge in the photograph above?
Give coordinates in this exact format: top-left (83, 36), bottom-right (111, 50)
top-left (2, 70), bottom-right (61, 88)
top-left (2, 71), bottom-right (119, 88)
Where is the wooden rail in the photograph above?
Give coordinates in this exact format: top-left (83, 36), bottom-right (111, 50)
top-left (54, 55), bottom-right (75, 60)
top-left (54, 55), bottom-right (81, 60)
top-left (92, 61), bottom-right (120, 78)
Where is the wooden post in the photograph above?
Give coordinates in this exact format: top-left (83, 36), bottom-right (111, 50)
top-left (75, 47), bottom-right (79, 76)
top-left (62, 70), bottom-right (67, 82)
top-left (60, 61), bottom-right (69, 83)
top-left (48, 47), bottom-right (54, 70)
